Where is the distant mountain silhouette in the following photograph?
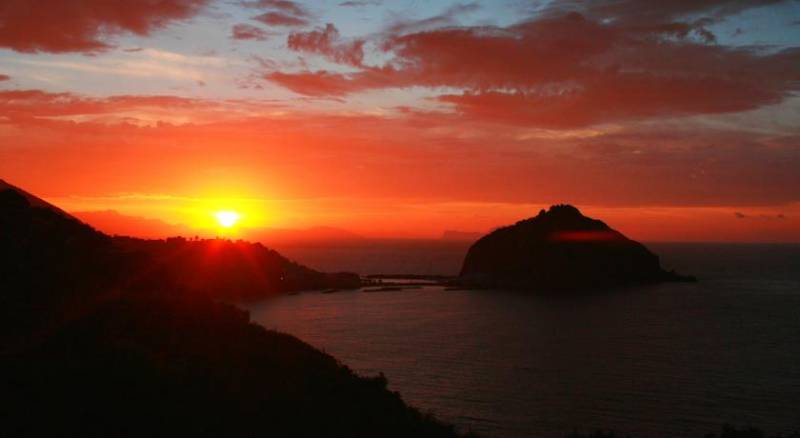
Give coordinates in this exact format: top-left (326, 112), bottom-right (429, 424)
top-left (251, 225), bottom-right (365, 244)
top-left (1, 181), bottom-right (464, 437)
top-left (441, 230), bottom-right (484, 242)
top-left (459, 205), bottom-right (695, 290)
top-left (74, 208), bottom-right (365, 244)
top-left (73, 209), bottom-right (191, 238)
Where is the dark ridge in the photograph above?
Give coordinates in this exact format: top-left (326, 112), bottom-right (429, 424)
top-left (0, 178), bottom-right (76, 217)
top-left (0, 184), bottom-right (360, 304)
top-left (1, 181), bottom-right (465, 438)
top-left (458, 204), bottom-right (695, 290)
top-left (111, 236), bottom-right (362, 301)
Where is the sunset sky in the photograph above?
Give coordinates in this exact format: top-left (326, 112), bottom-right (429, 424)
top-left (1, 0), bottom-right (799, 241)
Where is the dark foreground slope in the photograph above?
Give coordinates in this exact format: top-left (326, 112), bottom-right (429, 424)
top-left (5, 295), bottom-right (460, 437)
top-left (460, 205), bottom-right (694, 290)
top-left (0, 182), bottom-right (462, 438)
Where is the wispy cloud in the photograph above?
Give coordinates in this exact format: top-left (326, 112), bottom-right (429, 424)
top-left (9, 48), bottom-right (231, 83)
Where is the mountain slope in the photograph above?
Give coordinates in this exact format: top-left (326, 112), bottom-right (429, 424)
top-left (0, 181), bottom-right (359, 304)
top-left (0, 178), bottom-right (75, 218)
top-left (0, 186), bottom-right (119, 335)
top-left (1, 181), bottom-right (463, 437)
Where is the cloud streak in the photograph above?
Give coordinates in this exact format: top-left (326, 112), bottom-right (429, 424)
top-left (245, 0), bottom-right (311, 27)
top-left (232, 23), bottom-right (270, 41)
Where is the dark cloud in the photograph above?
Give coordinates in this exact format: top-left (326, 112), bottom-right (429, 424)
top-left (266, 3), bottom-right (800, 129)
top-left (287, 24), bottom-right (365, 66)
top-left (0, 0), bottom-right (208, 53)
top-left (734, 211), bottom-right (787, 220)
top-left (253, 11), bottom-right (308, 27)
top-left (244, 0), bottom-right (310, 27)
top-left (231, 23), bottom-right (270, 41)
top-left (339, 0), bottom-right (381, 6)
top-left (562, 127), bottom-right (800, 206)
top-left (243, 0), bottom-right (307, 16)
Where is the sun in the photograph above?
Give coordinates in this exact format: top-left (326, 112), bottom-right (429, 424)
top-left (214, 210), bottom-right (241, 228)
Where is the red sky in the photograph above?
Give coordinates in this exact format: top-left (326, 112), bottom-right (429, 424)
top-left (1, 0), bottom-right (799, 241)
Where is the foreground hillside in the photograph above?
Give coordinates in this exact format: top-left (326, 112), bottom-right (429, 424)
top-left (5, 295), bottom-right (461, 437)
top-left (0, 183), bottom-right (463, 437)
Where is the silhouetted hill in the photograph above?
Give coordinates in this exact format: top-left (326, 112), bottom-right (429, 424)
top-left (0, 184), bottom-right (359, 300)
top-left (459, 205), bottom-right (694, 290)
top-left (0, 178), bottom-right (74, 217)
top-left (0, 186), bottom-right (124, 338)
top-left (113, 236), bottom-right (361, 300)
top-left (1, 183), bottom-right (463, 437)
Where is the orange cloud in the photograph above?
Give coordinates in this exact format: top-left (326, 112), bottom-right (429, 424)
top-left (0, 89), bottom-right (287, 126)
top-left (2, 88), bottom-right (798, 211)
top-left (2, 98), bottom-right (798, 240)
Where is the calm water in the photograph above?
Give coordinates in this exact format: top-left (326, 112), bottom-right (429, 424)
top-left (249, 243), bottom-right (800, 437)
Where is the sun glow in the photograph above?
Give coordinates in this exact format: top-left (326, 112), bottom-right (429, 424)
top-left (214, 210), bottom-right (241, 228)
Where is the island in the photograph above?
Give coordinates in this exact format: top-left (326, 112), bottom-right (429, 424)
top-left (459, 204), bottom-right (695, 290)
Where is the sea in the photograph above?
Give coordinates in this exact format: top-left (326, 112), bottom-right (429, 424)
top-left (248, 242), bottom-right (800, 438)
